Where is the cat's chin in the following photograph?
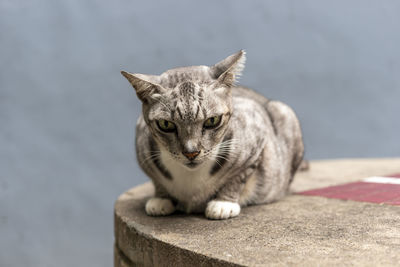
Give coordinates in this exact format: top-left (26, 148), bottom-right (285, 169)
top-left (183, 161), bottom-right (202, 170)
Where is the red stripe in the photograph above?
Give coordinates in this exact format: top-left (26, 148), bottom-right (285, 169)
top-left (298, 173), bottom-right (400, 206)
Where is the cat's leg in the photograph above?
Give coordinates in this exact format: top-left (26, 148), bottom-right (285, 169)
top-left (145, 198), bottom-right (175, 216)
top-left (145, 181), bottom-right (176, 216)
top-left (205, 168), bottom-right (255, 220)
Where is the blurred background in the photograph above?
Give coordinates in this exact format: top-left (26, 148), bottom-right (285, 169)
top-left (1, 0), bottom-right (399, 266)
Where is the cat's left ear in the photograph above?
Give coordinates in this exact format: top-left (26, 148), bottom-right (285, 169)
top-left (210, 50), bottom-right (246, 87)
top-left (121, 71), bottom-right (165, 102)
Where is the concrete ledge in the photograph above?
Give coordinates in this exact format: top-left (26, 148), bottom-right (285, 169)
top-left (114, 158), bottom-right (400, 266)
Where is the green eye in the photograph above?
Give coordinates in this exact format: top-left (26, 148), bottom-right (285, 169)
top-left (157, 119), bottom-right (176, 132)
top-left (204, 115), bottom-right (222, 129)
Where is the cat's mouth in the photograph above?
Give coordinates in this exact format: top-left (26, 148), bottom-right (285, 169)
top-left (184, 161), bottom-right (201, 169)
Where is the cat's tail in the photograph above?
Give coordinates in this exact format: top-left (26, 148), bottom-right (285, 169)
top-left (298, 160), bottom-right (310, 172)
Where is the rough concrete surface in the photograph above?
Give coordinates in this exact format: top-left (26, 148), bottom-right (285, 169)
top-left (114, 159), bottom-right (400, 266)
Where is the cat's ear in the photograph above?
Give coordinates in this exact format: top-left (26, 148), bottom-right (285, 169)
top-left (210, 50), bottom-right (246, 87)
top-left (121, 71), bottom-right (165, 102)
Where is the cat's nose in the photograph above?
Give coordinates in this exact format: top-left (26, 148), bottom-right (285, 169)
top-left (182, 150), bottom-right (200, 160)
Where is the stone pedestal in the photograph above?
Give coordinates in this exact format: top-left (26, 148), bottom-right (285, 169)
top-left (114, 158), bottom-right (400, 266)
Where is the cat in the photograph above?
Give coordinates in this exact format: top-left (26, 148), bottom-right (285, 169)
top-left (121, 50), bottom-right (304, 220)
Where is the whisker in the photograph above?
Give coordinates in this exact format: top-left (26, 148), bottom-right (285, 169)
top-left (140, 155), bottom-right (160, 165)
top-left (139, 151), bottom-right (161, 165)
top-left (214, 158), bottom-right (223, 167)
top-left (216, 155), bottom-right (231, 162)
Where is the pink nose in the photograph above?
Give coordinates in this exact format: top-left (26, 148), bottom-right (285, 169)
top-left (182, 151), bottom-right (200, 160)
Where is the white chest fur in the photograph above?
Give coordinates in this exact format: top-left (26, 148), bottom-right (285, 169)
top-left (158, 148), bottom-right (217, 211)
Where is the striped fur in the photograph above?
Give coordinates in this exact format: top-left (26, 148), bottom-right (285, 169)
top-left (122, 50), bottom-right (304, 219)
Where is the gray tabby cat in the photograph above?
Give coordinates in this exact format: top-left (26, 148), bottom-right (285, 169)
top-left (121, 50), bottom-right (304, 220)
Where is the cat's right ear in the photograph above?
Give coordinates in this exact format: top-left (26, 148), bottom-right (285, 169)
top-left (121, 71), bottom-right (165, 102)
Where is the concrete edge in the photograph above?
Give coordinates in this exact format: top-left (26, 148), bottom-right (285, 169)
top-left (114, 244), bottom-right (134, 267)
top-left (114, 207), bottom-right (243, 267)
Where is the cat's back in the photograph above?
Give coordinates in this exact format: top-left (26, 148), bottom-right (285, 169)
top-left (228, 86), bottom-right (273, 157)
top-left (231, 85), bottom-right (303, 151)
top-left (232, 86), bottom-right (269, 108)
top-left (232, 85), bottom-right (299, 129)
top-left (230, 86), bottom-right (272, 130)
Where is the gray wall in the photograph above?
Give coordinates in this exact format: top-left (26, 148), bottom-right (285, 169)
top-left (1, 0), bottom-right (399, 266)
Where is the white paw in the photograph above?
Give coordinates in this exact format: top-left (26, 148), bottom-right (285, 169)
top-left (205, 200), bottom-right (241, 220)
top-left (145, 197), bottom-right (175, 216)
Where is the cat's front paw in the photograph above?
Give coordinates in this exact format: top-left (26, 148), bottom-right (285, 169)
top-left (205, 200), bottom-right (241, 220)
top-left (145, 197), bottom-right (175, 216)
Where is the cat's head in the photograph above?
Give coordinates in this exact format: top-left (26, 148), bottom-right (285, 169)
top-left (121, 50), bottom-right (245, 169)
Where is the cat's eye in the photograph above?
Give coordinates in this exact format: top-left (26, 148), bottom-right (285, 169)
top-left (156, 119), bottom-right (176, 132)
top-left (203, 115), bottom-right (222, 129)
